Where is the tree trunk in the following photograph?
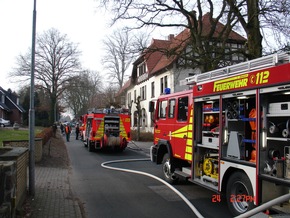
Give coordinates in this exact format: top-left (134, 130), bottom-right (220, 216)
top-left (246, 0), bottom-right (263, 59)
top-left (50, 96), bottom-right (57, 125)
top-left (137, 116), bottom-right (141, 141)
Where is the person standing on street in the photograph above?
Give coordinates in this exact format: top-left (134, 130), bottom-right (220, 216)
top-left (75, 123), bottom-right (80, 140)
top-left (60, 122), bottom-right (64, 135)
top-left (65, 123), bottom-right (71, 142)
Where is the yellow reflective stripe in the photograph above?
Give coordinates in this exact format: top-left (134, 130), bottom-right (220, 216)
top-left (186, 146), bottom-right (192, 153)
top-left (96, 120), bottom-right (104, 135)
top-left (185, 153), bottom-right (192, 161)
top-left (184, 109), bottom-right (194, 161)
top-left (119, 119), bottom-right (127, 138)
top-left (189, 109), bottom-right (193, 124)
top-left (189, 117), bottom-right (193, 123)
top-left (171, 125), bottom-right (188, 134)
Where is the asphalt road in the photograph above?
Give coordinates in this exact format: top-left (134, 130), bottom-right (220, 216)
top-left (66, 138), bottom-right (232, 218)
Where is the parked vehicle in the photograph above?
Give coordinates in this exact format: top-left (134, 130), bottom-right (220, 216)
top-left (81, 108), bottom-right (131, 152)
top-left (150, 52), bottom-right (290, 216)
top-left (0, 118), bottom-right (10, 127)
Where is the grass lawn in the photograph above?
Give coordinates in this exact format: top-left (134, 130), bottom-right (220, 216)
top-left (0, 127), bottom-right (43, 147)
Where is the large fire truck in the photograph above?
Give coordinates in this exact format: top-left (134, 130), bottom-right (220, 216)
top-left (150, 52), bottom-right (290, 216)
top-left (81, 108), bottom-right (131, 152)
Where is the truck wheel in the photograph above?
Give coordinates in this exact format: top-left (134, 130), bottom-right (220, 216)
top-left (226, 172), bottom-right (254, 216)
top-left (162, 153), bottom-right (178, 184)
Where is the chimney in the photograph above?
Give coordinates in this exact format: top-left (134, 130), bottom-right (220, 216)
top-left (168, 34), bottom-right (174, 41)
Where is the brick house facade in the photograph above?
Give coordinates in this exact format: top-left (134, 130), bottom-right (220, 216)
top-left (0, 87), bottom-right (25, 125)
top-left (116, 13), bottom-right (247, 132)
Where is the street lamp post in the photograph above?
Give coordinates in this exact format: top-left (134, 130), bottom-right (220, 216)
top-left (29, 0), bottom-right (37, 196)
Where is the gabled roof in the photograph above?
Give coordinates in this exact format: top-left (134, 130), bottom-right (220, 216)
top-left (140, 13), bottom-right (246, 74)
top-left (132, 38), bottom-right (172, 78)
top-left (201, 13), bottom-right (246, 41)
top-left (144, 39), bottom-right (172, 73)
top-left (0, 102), bottom-right (11, 112)
top-left (115, 78), bottom-right (132, 97)
top-left (120, 13), bottom-right (247, 96)
top-left (0, 86), bottom-right (25, 113)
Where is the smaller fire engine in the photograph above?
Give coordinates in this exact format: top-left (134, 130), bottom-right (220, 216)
top-left (81, 108), bottom-right (131, 152)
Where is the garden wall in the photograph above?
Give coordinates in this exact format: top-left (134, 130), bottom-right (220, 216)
top-left (2, 138), bottom-right (42, 162)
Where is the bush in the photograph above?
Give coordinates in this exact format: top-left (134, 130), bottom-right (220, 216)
top-left (35, 127), bottom-right (53, 145)
top-left (130, 130), bottom-right (154, 141)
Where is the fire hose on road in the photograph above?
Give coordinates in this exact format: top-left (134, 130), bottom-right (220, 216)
top-left (101, 158), bottom-right (204, 218)
top-left (101, 158), bottom-right (288, 218)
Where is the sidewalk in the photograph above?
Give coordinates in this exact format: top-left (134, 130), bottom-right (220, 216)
top-left (29, 167), bottom-right (82, 218)
top-left (27, 133), bottom-right (83, 218)
top-left (26, 136), bottom-right (152, 218)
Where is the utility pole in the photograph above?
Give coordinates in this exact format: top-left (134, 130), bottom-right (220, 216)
top-left (29, 0), bottom-right (37, 196)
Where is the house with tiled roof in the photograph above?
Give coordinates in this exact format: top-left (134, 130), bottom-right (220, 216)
top-left (0, 87), bottom-right (25, 125)
top-left (118, 13), bottom-right (247, 131)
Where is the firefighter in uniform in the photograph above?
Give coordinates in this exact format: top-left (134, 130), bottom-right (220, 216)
top-left (65, 124), bottom-right (72, 142)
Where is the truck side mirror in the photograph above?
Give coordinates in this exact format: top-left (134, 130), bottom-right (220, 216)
top-left (149, 101), bottom-right (155, 113)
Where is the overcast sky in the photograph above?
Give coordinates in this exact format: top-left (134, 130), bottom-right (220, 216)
top-left (0, 0), bottom-right (114, 91)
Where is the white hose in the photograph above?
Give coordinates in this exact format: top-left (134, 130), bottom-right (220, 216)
top-left (101, 158), bottom-right (204, 218)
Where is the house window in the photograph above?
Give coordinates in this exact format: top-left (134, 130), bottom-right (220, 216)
top-left (1, 95), bottom-right (4, 103)
top-left (134, 90), bottom-right (137, 102)
top-left (160, 76), bottom-right (168, 94)
top-left (160, 77), bottom-right (164, 94)
top-left (140, 85), bottom-right (146, 100)
top-left (151, 82), bottom-right (155, 98)
top-left (138, 62), bottom-right (146, 76)
top-left (165, 76), bottom-right (168, 89)
top-left (232, 54), bottom-right (239, 61)
top-left (127, 92), bottom-right (132, 107)
top-left (133, 111), bottom-right (138, 127)
top-left (225, 48), bottom-right (230, 60)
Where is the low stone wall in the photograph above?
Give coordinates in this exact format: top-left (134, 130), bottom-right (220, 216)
top-left (0, 147), bottom-right (29, 214)
top-left (2, 138), bottom-right (43, 162)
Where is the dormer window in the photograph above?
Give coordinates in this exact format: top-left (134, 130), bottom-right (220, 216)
top-left (17, 97), bottom-right (20, 105)
top-left (138, 62), bottom-right (146, 76)
top-left (1, 95), bottom-right (4, 104)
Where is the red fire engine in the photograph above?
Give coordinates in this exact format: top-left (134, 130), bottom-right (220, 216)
top-left (81, 108), bottom-right (131, 152)
top-left (79, 113), bottom-right (88, 141)
top-left (150, 52), bottom-right (290, 216)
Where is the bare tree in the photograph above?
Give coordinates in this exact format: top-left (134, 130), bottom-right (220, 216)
top-left (100, 0), bottom-right (247, 72)
top-left (11, 28), bottom-right (81, 124)
top-left (100, 0), bottom-right (290, 62)
top-left (99, 85), bottom-right (120, 108)
top-left (62, 70), bottom-right (103, 117)
top-left (102, 28), bottom-right (149, 89)
top-left (226, 0), bottom-right (290, 56)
